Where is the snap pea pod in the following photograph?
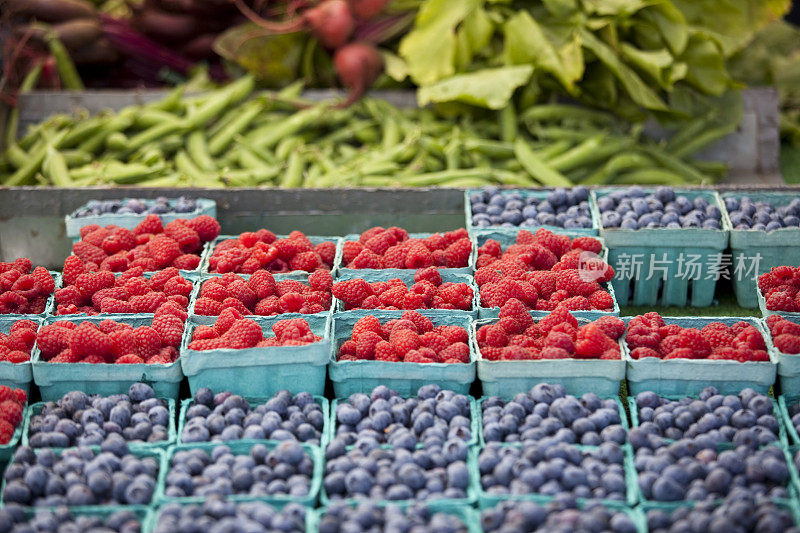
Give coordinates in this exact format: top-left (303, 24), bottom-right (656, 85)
top-left (514, 138), bottom-right (573, 187)
top-left (581, 153), bottom-right (655, 185)
top-left (77, 109), bottom-right (135, 153)
top-left (60, 117), bottom-right (105, 149)
top-left (669, 123), bottom-right (737, 159)
top-left (137, 174), bottom-right (186, 187)
top-left (236, 145), bottom-right (274, 171)
top-left (185, 75), bottom-right (254, 128)
top-left (276, 137), bottom-right (304, 161)
top-left (175, 150), bottom-right (222, 187)
top-left (208, 99), bottom-right (263, 156)
top-left (531, 140), bottom-right (572, 162)
top-left (5, 144), bottom-right (28, 168)
top-left (187, 131), bottom-right (217, 172)
top-left (613, 169), bottom-right (691, 185)
top-left (134, 109), bottom-right (181, 129)
top-left (121, 121), bottom-right (187, 156)
top-left (5, 61), bottom-right (42, 148)
top-left (382, 117), bottom-right (401, 150)
top-left (499, 104), bottom-right (517, 143)
top-left (548, 135), bottom-right (632, 172)
top-left (4, 130), bottom-right (67, 186)
top-left (527, 125), bottom-right (601, 141)
top-left (521, 104), bottom-right (615, 127)
top-left (131, 146), bottom-right (164, 166)
top-left (251, 104), bottom-right (328, 150)
top-left (639, 147), bottom-right (708, 184)
top-left (105, 132), bottom-right (128, 152)
top-left (42, 147), bottom-right (73, 187)
top-left (61, 150), bottom-right (92, 167)
top-left (147, 86), bottom-right (185, 113)
top-left (234, 140), bottom-right (277, 165)
top-left (279, 151), bottom-right (305, 188)
top-left (462, 139), bottom-right (515, 158)
top-left (48, 35), bottom-right (83, 90)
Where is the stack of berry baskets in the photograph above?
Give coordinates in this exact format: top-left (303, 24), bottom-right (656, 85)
top-left (622, 314), bottom-right (777, 396)
top-left (199, 230), bottom-right (342, 278)
top-left (31, 313), bottom-right (185, 400)
top-left (187, 269), bottom-right (335, 326)
top-left (179, 313), bottom-right (331, 397)
top-left (590, 187), bottom-right (730, 307)
top-left (328, 312), bottom-right (476, 397)
top-left (472, 229), bottom-right (619, 320)
top-left (473, 304), bottom-right (627, 398)
top-left (721, 192), bottom-right (800, 308)
top-left (155, 440), bottom-right (323, 507)
top-left (757, 265), bottom-right (800, 320)
top-left (64, 197), bottom-right (216, 239)
top-left (0, 259), bottom-right (60, 318)
top-left (0, 386), bottom-right (29, 460)
top-left (465, 187), bottom-right (599, 237)
top-left (336, 227), bottom-right (474, 277)
top-left (0, 317), bottom-right (42, 393)
top-left (763, 314), bottom-right (800, 402)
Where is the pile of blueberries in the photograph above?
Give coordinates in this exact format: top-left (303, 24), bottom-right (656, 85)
top-left (726, 196), bottom-right (800, 231)
top-left (164, 441), bottom-right (313, 499)
top-left (478, 441), bottom-right (629, 502)
top-left (597, 186), bottom-right (723, 229)
top-left (481, 385), bottom-right (626, 446)
top-left (323, 438), bottom-right (470, 502)
top-left (3, 443), bottom-right (159, 506)
top-left (470, 187), bottom-right (593, 229)
top-left (319, 502), bottom-right (468, 533)
top-left (647, 492), bottom-right (800, 533)
top-left (0, 506), bottom-right (142, 533)
top-left (481, 498), bottom-right (638, 533)
top-left (73, 197), bottom-right (201, 217)
top-left (180, 389), bottom-right (325, 445)
top-left (27, 383), bottom-right (170, 449)
top-left (154, 496), bottom-right (307, 533)
top-left (331, 384), bottom-right (473, 450)
top-left (633, 387), bottom-right (781, 448)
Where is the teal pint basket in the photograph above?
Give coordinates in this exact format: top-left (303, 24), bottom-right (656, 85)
top-left (0, 404), bottom-right (26, 461)
top-left (313, 502), bottom-right (481, 532)
top-left (156, 440), bottom-right (323, 507)
top-left (336, 232), bottom-right (475, 277)
top-left (721, 192), bottom-right (800, 308)
top-left (758, 285), bottom-right (800, 321)
top-left (328, 312), bottom-right (476, 398)
top-left (180, 314), bottom-right (330, 397)
top-left (21, 398), bottom-right (176, 451)
top-left (31, 314), bottom-right (183, 401)
top-left (591, 188), bottom-right (730, 307)
top-left (623, 316), bottom-right (777, 396)
top-left (0, 272), bottom-right (59, 320)
top-left (473, 316), bottom-right (627, 398)
top-left (762, 315), bottom-right (800, 396)
top-left (0, 316), bottom-right (42, 394)
top-left (779, 396), bottom-right (800, 446)
top-left (176, 395), bottom-right (329, 447)
top-left (64, 198), bottom-right (216, 238)
top-left (472, 444), bottom-right (639, 509)
top-left (332, 269), bottom-right (479, 319)
top-left (465, 189), bottom-right (600, 238)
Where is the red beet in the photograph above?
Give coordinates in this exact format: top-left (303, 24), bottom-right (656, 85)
top-left (304, 0), bottom-right (355, 49)
top-left (349, 0), bottom-right (391, 20)
top-left (334, 41), bottom-right (383, 107)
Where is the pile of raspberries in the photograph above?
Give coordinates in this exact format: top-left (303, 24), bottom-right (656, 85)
top-left (766, 315), bottom-right (800, 354)
top-left (337, 311), bottom-right (470, 364)
top-left (55, 267), bottom-right (193, 315)
top-left (341, 227), bottom-right (471, 269)
top-left (193, 270), bottom-right (333, 317)
top-left (475, 229), bottom-right (615, 311)
top-left (626, 312), bottom-right (769, 362)
top-left (477, 299), bottom-right (624, 361)
top-left (0, 258), bottom-right (55, 315)
top-left (207, 230), bottom-right (336, 274)
top-left (188, 310), bottom-right (320, 350)
top-left (0, 319), bottom-right (38, 363)
top-left (69, 214), bottom-right (220, 274)
top-left (36, 301), bottom-right (186, 364)
top-left (0, 386), bottom-right (27, 444)
top-left (759, 266), bottom-right (800, 312)
top-left (332, 268), bottom-right (473, 311)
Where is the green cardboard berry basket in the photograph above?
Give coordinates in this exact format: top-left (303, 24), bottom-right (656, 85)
top-left (623, 316), bottom-right (777, 396)
top-left (179, 313), bottom-right (331, 397)
top-left (779, 396), bottom-right (800, 446)
top-left (591, 188), bottom-right (730, 307)
top-left (473, 316), bottom-right (627, 398)
top-left (762, 315), bottom-right (800, 396)
top-left (31, 314), bottom-right (184, 401)
top-left (0, 445), bottom-right (167, 508)
top-left (472, 231), bottom-right (620, 321)
top-left (465, 189), bottom-right (600, 238)
top-left (758, 285), bottom-right (800, 320)
top-left (328, 395), bottom-right (480, 448)
top-left (472, 444), bottom-right (639, 509)
top-left (628, 394), bottom-right (788, 448)
top-left (187, 271), bottom-right (334, 326)
top-left (0, 404), bottom-right (26, 461)
top-left (319, 444), bottom-right (478, 509)
top-left (176, 395), bottom-right (329, 448)
top-left (328, 312), bottom-right (476, 398)
top-left (0, 316), bottom-right (42, 394)
top-left (0, 272), bottom-right (59, 320)
top-left (148, 500), bottom-right (313, 531)
top-left (21, 398), bottom-right (177, 452)
top-left (477, 395), bottom-right (630, 447)
top-left (336, 232), bottom-right (474, 277)
top-left (155, 440), bottom-right (323, 507)
top-left (332, 269), bottom-right (479, 320)
top-left (64, 198), bottom-right (216, 238)
top-left (200, 234), bottom-right (343, 278)
top-left (721, 192), bottom-right (800, 308)
top-left (312, 502), bottom-right (482, 533)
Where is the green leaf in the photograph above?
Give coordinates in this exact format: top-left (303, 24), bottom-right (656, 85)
top-left (680, 33), bottom-right (731, 96)
top-left (398, 0), bottom-right (482, 85)
top-left (559, 32), bottom-right (585, 84)
top-left (381, 50), bottom-right (409, 82)
top-left (541, 0), bottom-right (578, 18)
top-left (213, 25), bottom-right (306, 87)
top-left (580, 28), bottom-right (668, 110)
top-left (463, 7), bottom-right (494, 53)
top-left (639, 2), bottom-right (688, 55)
top-left (417, 65), bottom-right (534, 109)
top-left (581, 0), bottom-right (655, 16)
top-left (503, 10), bottom-right (578, 92)
top-left (620, 43), bottom-right (674, 88)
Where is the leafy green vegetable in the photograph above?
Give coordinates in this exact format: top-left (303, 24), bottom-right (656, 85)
top-left (417, 65), bottom-right (534, 108)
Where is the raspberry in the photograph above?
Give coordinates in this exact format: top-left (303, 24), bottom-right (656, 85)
top-left (419, 332), bottom-right (449, 354)
top-left (0, 401), bottom-right (23, 427)
top-left (390, 329), bottom-right (420, 356)
top-left (0, 419), bottom-right (13, 444)
top-left (364, 232), bottom-right (397, 255)
top-left (414, 267), bottom-right (442, 286)
top-left (765, 291), bottom-right (795, 312)
top-left (308, 270), bottom-right (333, 292)
top-left (194, 297), bottom-right (224, 316)
top-left (30, 268), bottom-right (55, 296)
top-left (444, 239), bottom-right (472, 268)
top-left (350, 249), bottom-right (384, 269)
top-left (483, 325), bottom-right (509, 348)
top-left (68, 322), bottom-right (112, 361)
top-left (572, 237), bottom-right (603, 254)
top-left (109, 328), bottom-right (137, 359)
top-left (332, 279), bottom-right (373, 309)
top-left (5, 351), bottom-right (29, 363)
top-left (61, 255), bottom-right (87, 286)
top-left (588, 290), bottom-right (614, 310)
top-left (72, 241), bottom-right (107, 266)
top-left (152, 314), bottom-right (185, 347)
top-left (183, 215), bottom-right (220, 242)
top-left (404, 350), bottom-right (435, 363)
top-left (545, 331), bottom-right (575, 354)
top-left (440, 342), bottom-right (470, 363)
top-left (401, 311), bottom-right (434, 334)
top-left (629, 347), bottom-right (659, 360)
top-left (404, 243), bottom-right (434, 269)
top-left (536, 307), bottom-right (578, 337)
top-left (480, 346), bottom-right (504, 361)
top-left (338, 340), bottom-right (357, 358)
top-left (132, 326), bottom-right (162, 359)
top-left (540, 346), bottom-right (571, 359)
top-left (290, 251), bottom-right (324, 272)
top-left (36, 325), bottom-right (72, 358)
top-left (342, 241), bottom-right (364, 265)
top-left (498, 298), bottom-right (535, 331)
top-left (11, 389), bottom-right (25, 405)
top-left (314, 241), bottom-right (336, 267)
top-left (147, 235), bottom-right (181, 268)
top-left (116, 354), bottom-right (145, 364)
top-left (735, 326), bottom-right (767, 351)
top-left (352, 316), bottom-right (383, 339)
top-left (593, 316), bottom-right (625, 340)
top-left (221, 319), bottom-right (264, 349)
top-left (436, 283), bottom-right (473, 310)
top-left (355, 331), bottom-right (383, 359)
top-left (374, 341), bottom-right (400, 362)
